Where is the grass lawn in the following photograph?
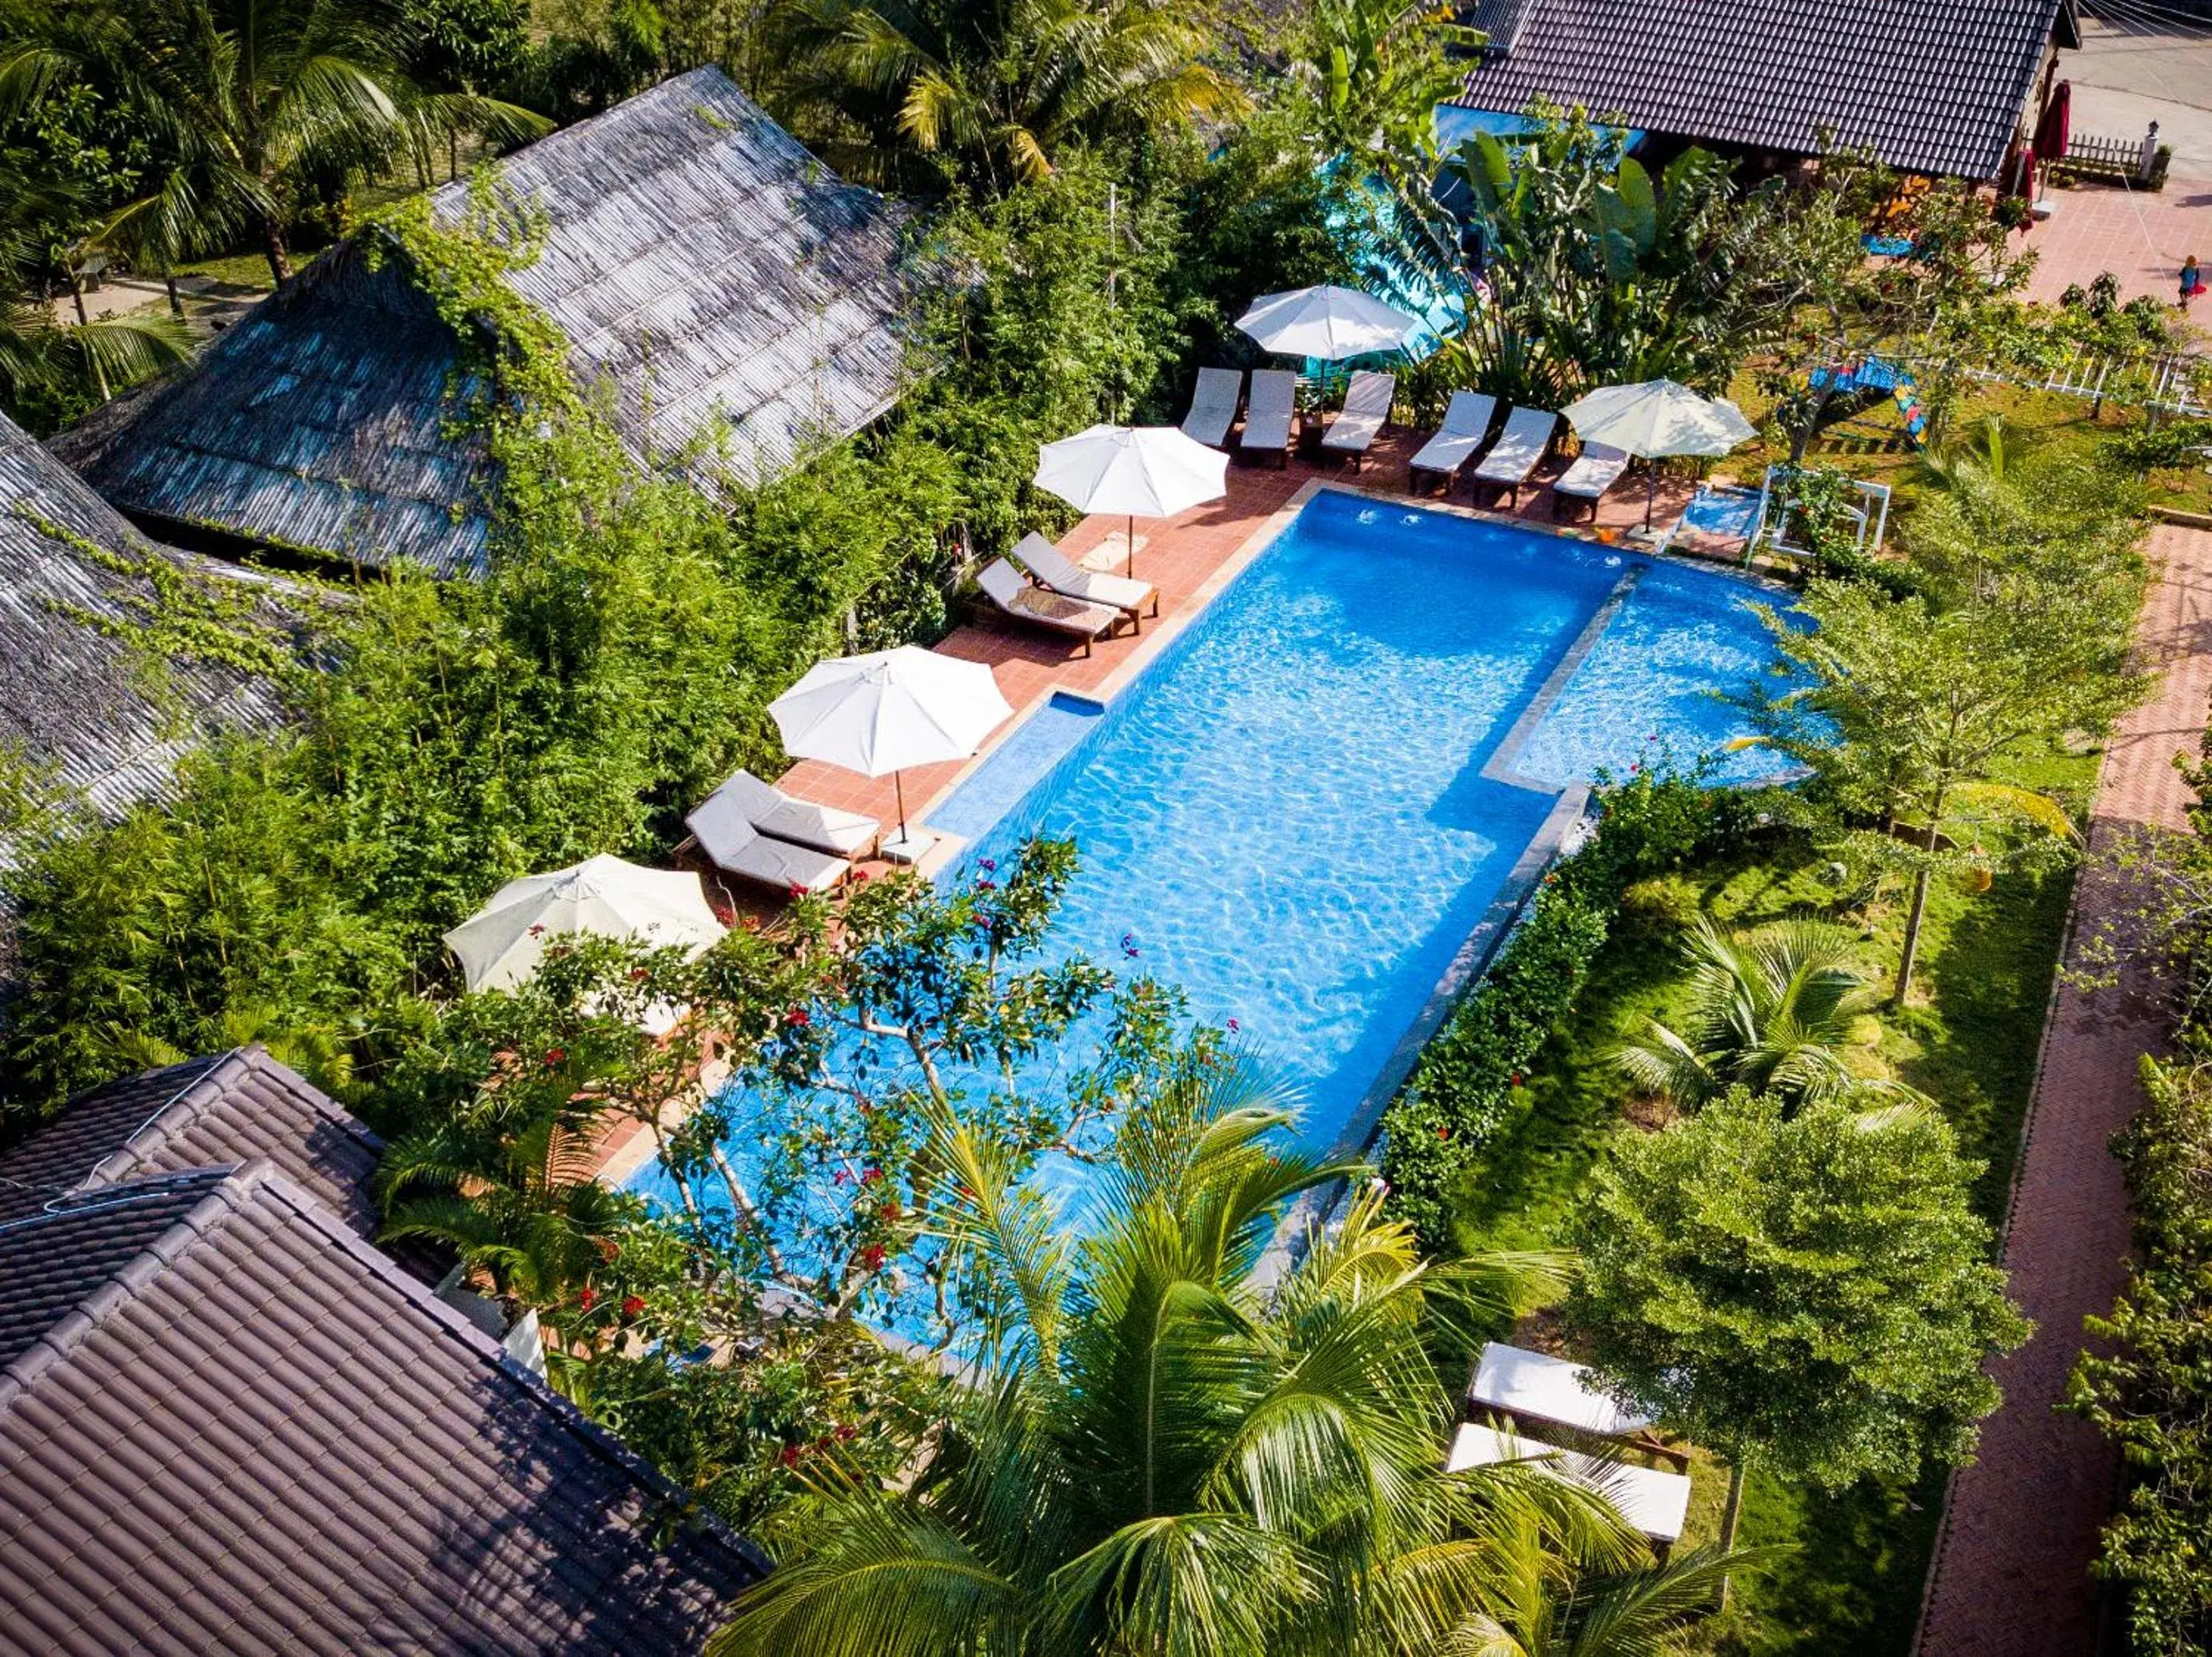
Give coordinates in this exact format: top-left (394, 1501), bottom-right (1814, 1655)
top-left (1445, 737), bottom-right (2092, 1654)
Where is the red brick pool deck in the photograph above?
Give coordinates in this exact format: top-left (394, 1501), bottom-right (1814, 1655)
top-left (769, 429), bottom-right (1700, 850)
top-left (1915, 519), bottom-right (2212, 1657)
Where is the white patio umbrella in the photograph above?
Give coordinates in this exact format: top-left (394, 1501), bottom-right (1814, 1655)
top-left (1234, 284), bottom-right (1422, 360)
top-left (443, 854), bottom-right (725, 994)
top-left (770, 645), bottom-right (1014, 862)
top-left (1560, 378), bottom-right (1759, 529)
top-left (1032, 423), bottom-right (1227, 578)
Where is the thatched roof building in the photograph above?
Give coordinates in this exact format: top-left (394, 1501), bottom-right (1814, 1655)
top-left (54, 69), bottom-right (921, 578)
top-left (0, 411), bottom-right (289, 846)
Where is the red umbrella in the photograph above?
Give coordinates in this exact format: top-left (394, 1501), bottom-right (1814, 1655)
top-left (2035, 80), bottom-right (2071, 163)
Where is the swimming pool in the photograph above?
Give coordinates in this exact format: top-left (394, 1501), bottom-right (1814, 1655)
top-left (631, 492), bottom-right (1796, 1257)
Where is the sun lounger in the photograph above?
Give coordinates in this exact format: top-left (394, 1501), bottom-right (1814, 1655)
top-left (1321, 370), bottom-right (1396, 471)
top-left (1550, 441), bottom-right (1632, 520)
top-left (1446, 1422), bottom-right (1692, 1544)
top-left (1238, 370), bottom-right (1297, 468)
top-left (1470, 405), bottom-right (1558, 508)
top-left (976, 558), bottom-right (1125, 655)
top-left (1469, 1343), bottom-right (1656, 1440)
top-left (1010, 532), bottom-right (1158, 623)
top-left (686, 791), bottom-right (849, 895)
top-left (698, 767), bottom-right (879, 858)
top-left (1181, 367), bottom-right (1243, 448)
top-left (1409, 391), bottom-right (1497, 490)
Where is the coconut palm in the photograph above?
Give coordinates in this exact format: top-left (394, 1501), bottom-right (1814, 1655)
top-left (0, 180), bottom-right (189, 407)
top-left (775, 0), bottom-right (1240, 191)
top-left (0, 0), bottom-right (548, 287)
top-left (1612, 917), bottom-right (1914, 1112)
top-left (715, 1057), bottom-right (1713, 1657)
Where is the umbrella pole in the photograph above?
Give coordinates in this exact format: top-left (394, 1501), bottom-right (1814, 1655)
top-left (894, 771), bottom-right (908, 841)
top-left (1644, 465), bottom-right (1657, 533)
top-left (1127, 513), bottom-right (1136, 580)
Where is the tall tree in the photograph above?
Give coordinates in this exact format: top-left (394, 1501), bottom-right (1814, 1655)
top-left (774, 0), bottom-right (1239, 191)
top-left (0, 0), bottom-right (547, 286)
top-left (1568, 1089), bottom-right (2027, 1549)
top-left (714, 1060), bottom-right (1690, 1657)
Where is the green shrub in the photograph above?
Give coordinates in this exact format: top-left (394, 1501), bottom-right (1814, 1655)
top-left (1381, 768), bottom-right (1720, 1246)
top-left (2102, 419), bottom-right (2212, 476)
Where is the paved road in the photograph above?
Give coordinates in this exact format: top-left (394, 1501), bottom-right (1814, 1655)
top-left (2068, 12), bottom-right (2212, 177)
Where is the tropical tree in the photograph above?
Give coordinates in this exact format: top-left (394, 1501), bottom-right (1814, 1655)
top-left (0, 0), bottom-right (548, 286)
top-left (1749, 556), bottom-right (2138, 1003)
top-left (1568, 1089), bottom-right (2028, 1550)
top-left (774, 0), bottom-right (1240, 191)
top-left (1612, 917), bottom-right (1914, 1112)
top-left (715, 1062), bottom-right (1706, 1656)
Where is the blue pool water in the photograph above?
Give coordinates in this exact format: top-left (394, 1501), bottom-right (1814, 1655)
top-left (631, 494), bottom-right (1796, 1283)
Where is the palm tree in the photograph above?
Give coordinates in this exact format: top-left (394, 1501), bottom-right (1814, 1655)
top-left (775, 0), bottom-right (1239, 191)
top-left (378, 1062), bottom-right (633, 1324)
top-left (1612, 918), bottom-right (1915, 1113)
top-left (0, 179), bottom-right (189, 408)
top-left (715, 1058), bottom-right (1713, 1656)
top-left (0, 0), bottom-right (547, 288)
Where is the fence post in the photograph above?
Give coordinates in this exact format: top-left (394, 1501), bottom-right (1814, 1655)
top-left (2138, 121), bottom-right (2161, 185)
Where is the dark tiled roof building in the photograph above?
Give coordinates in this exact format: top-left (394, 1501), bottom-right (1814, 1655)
top-left (1451, 0), bottom-right (2077, 182)
top-left (0, 412), bottom-right (289, 838)
top-left (0, 1163), bottom-right (766, 1653)
top-left (0, 1045), bottom-right (381, 1235)
top-left (56, 68), bottom-right (919, 577)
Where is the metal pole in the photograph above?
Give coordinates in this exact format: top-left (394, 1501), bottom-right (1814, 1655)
top-left (1127, 513), bottom-right (1136, 580)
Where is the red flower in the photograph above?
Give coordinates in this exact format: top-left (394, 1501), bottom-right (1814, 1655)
top-left (1510, 1073), bottom-right (1524, 1088)
top-left (629, 966), bottom-right (650, 981)
top-left (528, 923), bottom-right (546, 938)
top-left (833, 1423), bottom-right (859, 1443)
top-left (620, 1294), bottom-right (645, 1320)
top-left (860, 1166), bottom-right (882, 1185)
top-left (1437, 1125), bottom-right (1452, 1141)
top-left (788, 882), bottom-right (808, 898)
top-left (860, 1244), bottom-right (887, 1271)
top-left (779, 1444), bottom-right (803, 1468)
top-left (544, 1047), bottom-right (566, 1067)
top-left (852, 869), bottom-right (870, 883)
top-left (975, 878), bottom-right (996, 892)
top-left (784, 1006), bottom-right (811, 1028)
top-left (579, 1286), bottom-right (597, 1311)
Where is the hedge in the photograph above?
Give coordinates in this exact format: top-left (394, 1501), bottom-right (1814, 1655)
top-left (1381, 767), bottom-right (1725, 1248)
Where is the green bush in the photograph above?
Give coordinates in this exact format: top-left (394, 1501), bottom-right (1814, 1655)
top-left (1381, 768), bottom-right (1720, 1246)
top-left (2102, 419), bottom-right (2212, 476)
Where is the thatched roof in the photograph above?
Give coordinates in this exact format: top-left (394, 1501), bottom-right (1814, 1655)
top-left (0, 411), bottom-right (290, 842)
top-left (56, 69), bottom-right (921, 578)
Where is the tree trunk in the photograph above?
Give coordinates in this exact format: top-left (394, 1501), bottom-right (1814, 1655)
top-left (1719, 1460), bottom-right (1748, 1609)
top-left (163, 271), bottom-right (183, 318)
top-left (67, 275), bottom-right (90, 329)
top-left (1894, 811), bottom-right (1943, 1005)
top-left (261, 217), bottom-right (293, 287)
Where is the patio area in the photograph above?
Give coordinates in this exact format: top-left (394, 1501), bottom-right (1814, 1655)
top-left (2019, 173), bottom-right (2212, 310)
top-left (747, 425), bottom-right (1707, 896)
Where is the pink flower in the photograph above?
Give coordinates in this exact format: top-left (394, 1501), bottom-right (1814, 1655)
top-left (1226, 1018), bottom-right (1239, 1033)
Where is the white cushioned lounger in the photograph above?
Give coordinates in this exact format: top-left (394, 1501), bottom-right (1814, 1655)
top-left (976, 558), bottom-right (1122, 653)
top-left (1409, 390), bottom-right (1497, 485)
top-left (1010, 532), bottom-right (1157, 619)
top-left (1552, 441), bottom-right (1632, 514)
top-left (1446, 1422), bottom-right (1691, 1543)
top-left (1321, 370), bottom-right (1396, 469)
top-left (687, 789), bottom-right (848, 894)
top-left (701, 768), bottom-right (878, 858)
top-left (1238, 370), bottom-right (1297, 466)
top-left (1472, 405), bottom-right (1559, 506)
top-left (1181, 367), bottom-right (1243, 448)
top-left (1469, 1342), bottom-right (1655, 1438)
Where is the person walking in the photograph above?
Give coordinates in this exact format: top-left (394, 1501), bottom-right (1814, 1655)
top-left (2183, 255), bottom-right (2205, 310)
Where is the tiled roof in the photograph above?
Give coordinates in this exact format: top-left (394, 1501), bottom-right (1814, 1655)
top-left (58, 67), bottom-right (919, 577)
top-left (0, 1046), bottom-right (381, 1235)
top-left (0, 411), bottom-right (291, 835)
top-left (0, 1164), bottom-right (766, 1654)
top-left (1450, 0), bottom-right (2067, 181)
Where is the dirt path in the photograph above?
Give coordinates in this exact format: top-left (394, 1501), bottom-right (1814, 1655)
top-left (1914, 520), bottom-right (2212, 1655)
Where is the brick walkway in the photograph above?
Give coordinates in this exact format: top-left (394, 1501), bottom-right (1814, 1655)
top-left (1915, 520), bottom-right (2212, 1656)
top-left (2019, 175), bottom-right (2212, 309)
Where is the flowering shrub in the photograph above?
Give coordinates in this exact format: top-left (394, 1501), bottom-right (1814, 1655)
top-left (1381, 767), bottom-right (1723, 1248)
